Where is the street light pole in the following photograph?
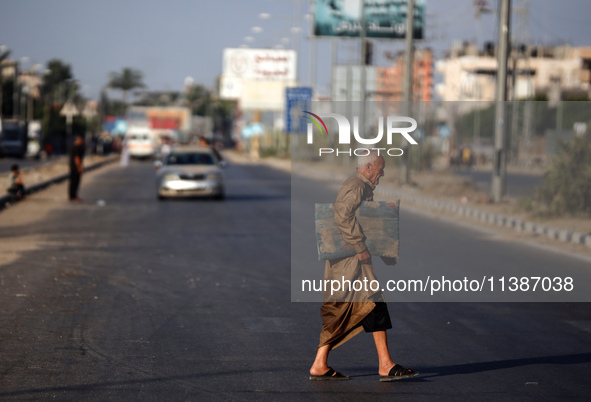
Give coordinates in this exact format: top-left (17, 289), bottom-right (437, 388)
top-left (400, 0), bottom-right (415, 184)
top-left (12, 61), bottom-right (19, 119)
top-left (359, 0), bottom-right (367, 137)
top-left (492, 0), bottom-right (511, 202)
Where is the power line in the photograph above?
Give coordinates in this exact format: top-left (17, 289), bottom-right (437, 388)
top-left (541, 9), bottom-right (589, 25)
top-left (529, 14), bottom-right (569, 45)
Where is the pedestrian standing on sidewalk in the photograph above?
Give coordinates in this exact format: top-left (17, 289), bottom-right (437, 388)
top-left (120, 135), bottom-right (130, 168)
top-left (309, 150), bottom-right (419, 382)
top-left (69, 135), bottom-right (85, 202)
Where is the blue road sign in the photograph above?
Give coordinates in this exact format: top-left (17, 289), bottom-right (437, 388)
top-left (438, 124), bottom-right (451, 139)
top-left (285, 87), bottom-right (312, 133)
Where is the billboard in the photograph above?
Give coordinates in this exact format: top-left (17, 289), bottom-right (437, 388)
top-left (220, 48), bottom-right (298, 110)
top-left (241, 80), bottom-right (296, 111)
top-left (127, 107), bottom-right (192, 131)
top-left (219, 76), bottom-right (243, 100)
top-left (313, 0), bottom-right (425, 39)
top-left (222, 48), bottom-right (297, 81)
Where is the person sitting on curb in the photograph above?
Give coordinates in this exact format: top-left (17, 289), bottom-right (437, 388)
top-left (6, 164), bottom-right (26, 201)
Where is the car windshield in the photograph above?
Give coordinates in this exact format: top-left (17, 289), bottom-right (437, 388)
top-left (166, 153), bottom-right (214, 165)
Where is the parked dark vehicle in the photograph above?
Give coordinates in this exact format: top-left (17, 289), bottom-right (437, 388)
top-left (0, 119), bottom-right (28, 158)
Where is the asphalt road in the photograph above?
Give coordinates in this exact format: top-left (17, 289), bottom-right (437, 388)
top-left (452, 169), bottom-right (544, 199)
top-left (0, 159), bottom-right (590, 400)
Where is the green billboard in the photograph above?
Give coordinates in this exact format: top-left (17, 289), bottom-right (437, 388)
top-left (313, 0), bottom-right (425, 39)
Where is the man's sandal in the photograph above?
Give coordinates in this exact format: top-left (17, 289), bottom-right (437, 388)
top-left (379, 364), bottom-right (420, 382)
top-left (309, 367), bottom-right (350, 381)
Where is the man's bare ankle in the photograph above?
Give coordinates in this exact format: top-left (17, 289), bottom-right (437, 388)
top-left (310, 366), bottom-right (330, 376)
top-left (379, 362), bottom-right (396, 376)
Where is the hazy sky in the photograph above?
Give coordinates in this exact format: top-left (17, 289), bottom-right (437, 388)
top-left (1, 0), bottom-right (589, 99)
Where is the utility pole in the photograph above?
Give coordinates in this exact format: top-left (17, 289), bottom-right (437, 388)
top-left (492, 0), bottom-right (511, 203)
top-left (309, 0), bottom-right (316, 97)
top-left (310, 39), bottom-right (317, 96)
top-left (512, 0), bottom-right (531, 164)
top-left (359, 0), bottom-right (367, 137)
top-left (400, 0), bottom-right (415, 184)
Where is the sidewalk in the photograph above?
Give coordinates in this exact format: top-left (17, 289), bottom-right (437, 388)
top-left (1, 154), bottom-right (118, 211)
top-left (225, 151), bottom-right (591, 259)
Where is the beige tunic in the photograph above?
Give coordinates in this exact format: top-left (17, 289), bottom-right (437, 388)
top-left (318, 172), bottom-right (382, 350)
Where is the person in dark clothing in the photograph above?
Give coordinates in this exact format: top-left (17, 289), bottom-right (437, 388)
top-left (198, 136), bottom-right (224, 163)
top-left (6, 164), bottom-right (25, 200)
top-left (69, 135), bottom-right (85, 202)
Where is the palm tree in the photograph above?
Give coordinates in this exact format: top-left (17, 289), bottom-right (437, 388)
top-left (42, 59), bottom-right (76, 146)
top-left (0, 46), bottom-right (12, 117)
top-left (43, 59), bottom-right (74, 105)
top-left (184, 83), bottom-right (211, 116)
top-left (108, 68), bottom-right (145, 109)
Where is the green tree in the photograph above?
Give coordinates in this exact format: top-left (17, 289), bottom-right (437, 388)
top-left (135, 90), bottom-right (180, 107)
top-left (43, 59), bottom-right (75, 104)
top-left (100, 88), bottom-right (127, 117)
top-left (42, 59), bottom-right (79, 147)
top-left (184, 84), bottom-right (211, 116)
top-left (210, 97), bottom-right (235, 139)
top-left (108, 68), bottom-right (145, 109)
top-left (532, 132), bottom-right (591, 216)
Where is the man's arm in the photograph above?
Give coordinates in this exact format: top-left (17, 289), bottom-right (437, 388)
top-left (75, 156), bottom-right (83, 174)
top-left (15, 171), bottom-right (24, 185)
top-left (333, 183), bottom-right (369, 261)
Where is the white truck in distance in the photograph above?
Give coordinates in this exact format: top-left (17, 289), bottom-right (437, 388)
top-left (125, 126), bottom-right (157, 159)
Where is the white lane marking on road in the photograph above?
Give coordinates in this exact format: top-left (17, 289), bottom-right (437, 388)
top-left (564, 320), bottom-right (591, 334)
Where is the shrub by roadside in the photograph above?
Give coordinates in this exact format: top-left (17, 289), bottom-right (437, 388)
top-left (522, 133), bottom-right (591, 217)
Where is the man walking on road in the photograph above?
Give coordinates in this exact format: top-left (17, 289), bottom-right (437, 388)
top-left (309, 150), bottom-right (419, 382)
top-left (69, 135), bottom-right (85, 202)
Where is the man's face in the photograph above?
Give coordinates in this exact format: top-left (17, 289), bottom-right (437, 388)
top-left (367, 156), bottom-right (385, 185)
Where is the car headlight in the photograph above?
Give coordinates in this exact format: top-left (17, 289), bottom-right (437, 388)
top-left (207, 173), bottom-right (222, 181)
top-left (163, 173), bottom-right (180, 181)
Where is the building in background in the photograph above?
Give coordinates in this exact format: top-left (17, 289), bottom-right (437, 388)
top-left (436, 41), bottom-right (591, 102)
top-left (376, 48), bottom-right (433, 101)
top-left (330, 48), bottom-right (433, 102)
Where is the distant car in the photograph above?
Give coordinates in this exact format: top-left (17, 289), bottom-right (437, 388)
top-left (155, 146), bottom-right (226, 200)
top-left (126, 126), bottom-right (157, 159)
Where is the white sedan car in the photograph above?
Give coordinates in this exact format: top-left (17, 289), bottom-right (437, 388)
top-left (155, 147), bottom-right (226, 200)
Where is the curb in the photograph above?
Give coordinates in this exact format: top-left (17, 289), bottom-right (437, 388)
top-left (0, 156), bottom-right (118, 212)
top-left (375, 186), bottom-right (591, 250)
